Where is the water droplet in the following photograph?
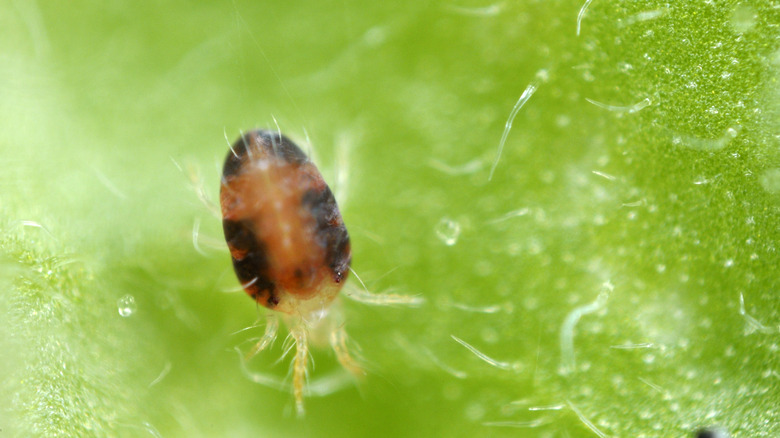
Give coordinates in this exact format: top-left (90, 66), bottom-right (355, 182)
top-left (117, 294), bottom-right (137, 317)
top-left (435, 217), bottom-right (461, 246)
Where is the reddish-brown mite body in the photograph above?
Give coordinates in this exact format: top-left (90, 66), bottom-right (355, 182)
top-left (220, 130), bottom-right (351, 315)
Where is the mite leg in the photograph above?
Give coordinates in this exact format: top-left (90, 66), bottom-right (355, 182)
top-left (290, 323), bottom-right (309, 417)
top-left (245, 313), bottom-right (279, 361)
top-left (329, 324), bottom-right (364, 377)
top-left (183, 161), bottom-right (221, 218)
top-left (343, 286), bottom-right (425, 307)
top-left (344, 269), bottom-right (425, 306)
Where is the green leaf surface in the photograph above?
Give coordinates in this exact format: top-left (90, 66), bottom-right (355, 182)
top-left (1, 1), bottom-right (778, 437)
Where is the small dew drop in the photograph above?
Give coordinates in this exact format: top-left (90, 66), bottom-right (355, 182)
top-left (117, 294), bottom-right (137, 317)
top-left (435, 217), bottom-right (461, 246)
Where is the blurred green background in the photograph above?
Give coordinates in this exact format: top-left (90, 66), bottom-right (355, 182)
top-left (1, 0), bottom-right (778, 436)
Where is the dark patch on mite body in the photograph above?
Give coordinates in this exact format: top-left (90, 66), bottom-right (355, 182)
top-left (301, 187), bottom-right (351, 282)
top-left (222, 218), bottom-right (278, 307)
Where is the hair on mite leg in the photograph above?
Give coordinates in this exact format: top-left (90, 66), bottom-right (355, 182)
top-left (329, 323), bottom-right (365, 377)
top-left (263, 327), bottom-right (299, 368)
top-left (245, 313), bottom-right (280, 361)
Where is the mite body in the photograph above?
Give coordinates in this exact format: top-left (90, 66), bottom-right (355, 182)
top-left (220, 130), bottom-right (351, 316)
top-left (219, 129), bottom-right (419, 416)
top-left (220, 130), bottom-right (356, 416)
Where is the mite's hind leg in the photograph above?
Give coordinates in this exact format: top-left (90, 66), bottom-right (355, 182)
top-left (329, 324), bottom-right (364, 377)
top-left (345, 268), bottom-right (425, 306)
top-left (245, 313), bottom-right (279, 361)
top-left (290, 323), bottom-right (309, 417)
top-left (343, 286), bottom-right (425, 306)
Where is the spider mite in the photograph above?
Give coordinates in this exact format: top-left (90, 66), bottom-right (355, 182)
top-left (220, 129), bottom-right (358, 416)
